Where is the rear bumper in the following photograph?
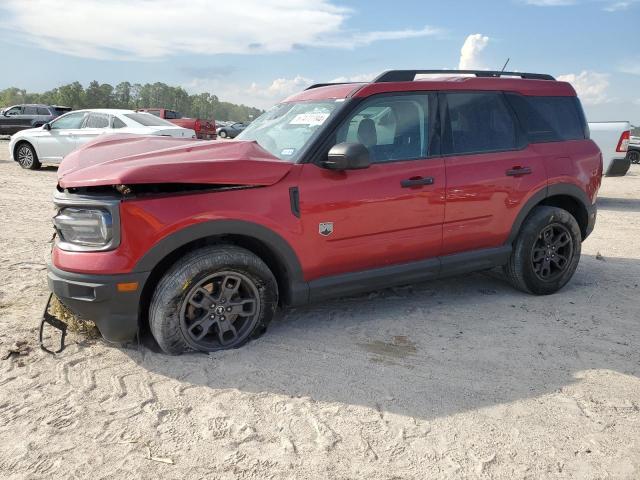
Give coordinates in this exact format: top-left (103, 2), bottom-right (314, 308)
top-left (47, 264), bottom-right (149, 343)
top-left (605, 157), bottom-right (631, 176)
top-left (196, 132), bottom-right (217, 140)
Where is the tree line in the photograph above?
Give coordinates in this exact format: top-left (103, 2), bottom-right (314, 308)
top-left (0, 81), bottom-right (264, 122)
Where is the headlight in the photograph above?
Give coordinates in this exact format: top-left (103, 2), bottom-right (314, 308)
top-left (53, 208), bottom-right (113, 248)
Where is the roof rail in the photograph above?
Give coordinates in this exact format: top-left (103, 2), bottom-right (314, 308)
top-left (373, 70), bottom-right (555, 82)
top-left (305, 82), bottom-right (359, 91)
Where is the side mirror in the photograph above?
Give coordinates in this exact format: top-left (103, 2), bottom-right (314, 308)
top-left (323, 142), bottom-right (370, 171)
top-left (43, 123), bottom-right (51, 131)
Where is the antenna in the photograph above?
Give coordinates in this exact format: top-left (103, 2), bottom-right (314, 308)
top-left (500, 58), bottom-right (510, 73)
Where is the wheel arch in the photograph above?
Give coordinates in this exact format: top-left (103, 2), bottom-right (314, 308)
top-left (135, 220), bottom-right (308, 333)
top-left (12, 139), bottom-right (39, 163)
top-left (508, 184), bottom-right (592, 243)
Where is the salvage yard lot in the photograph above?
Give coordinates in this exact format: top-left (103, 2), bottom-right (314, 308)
top-left (0, 139), bottom-right (638, 479)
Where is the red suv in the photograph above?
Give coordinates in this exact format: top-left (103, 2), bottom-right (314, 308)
top-left (48, 70), bottom-right (602, 354)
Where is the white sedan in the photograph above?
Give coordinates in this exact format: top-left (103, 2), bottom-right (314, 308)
top-left (9, 109), bottom-right (196, 169)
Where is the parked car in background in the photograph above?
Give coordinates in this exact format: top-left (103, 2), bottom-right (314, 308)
top-left (47, 69), bottom-right (601, 354)
top-left (137, 108), bottom-right (216, 140)
top-left (9, 109), bottom-right (195, 169)
top-left (0, 104), bottom-right (71, 135)
top-left (628, 135), bottom-right (640, 164)
top-left (217, 122), bottom-right (246, 138)
top-left (588, 122), bottom-right (631, 176)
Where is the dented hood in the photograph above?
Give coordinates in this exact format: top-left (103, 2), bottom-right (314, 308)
top-left (57, 134), bottom-right (293, 189)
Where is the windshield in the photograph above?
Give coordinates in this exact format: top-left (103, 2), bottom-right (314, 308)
top-left (237, 100), bottom-right (343, 161)
top-left (124, 113), bottom-right (177, 127)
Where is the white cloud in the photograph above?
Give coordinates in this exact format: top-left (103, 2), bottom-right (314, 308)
top-left (618, 63), bottom-right (640, 75)
top-left (186, 75), bottom-right (315, 109)
top-left (523, 0), bottom-right (576, 5)
top-left (329, 73), bottom-right (377, 83)
top-left (557, 71), bottom-right (610, 105)
top-left (0, 0), bottom-right (440, 60)
top-left (458, 34), bottom-right (490, 70)
top-left (523, 0), bottom-right (639, 9)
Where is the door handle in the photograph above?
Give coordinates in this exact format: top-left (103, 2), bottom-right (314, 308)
top-left (401, 176), bottom-right (434, 188)
top-left (505, 166), bottom-right (532, 177)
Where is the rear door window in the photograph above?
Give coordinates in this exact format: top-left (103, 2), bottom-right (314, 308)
top-left (23, 106), bottom-right (38, 115)
top-left (84, 113), bottom-right (110, 128)
top-left (37, 107), bottom-right (50, 115)
top-left (443, 92), bottom-right (518, 155)
top-left (506, 95), bottom-right (587, 142)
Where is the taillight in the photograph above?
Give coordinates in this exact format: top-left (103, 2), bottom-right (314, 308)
top-left (616, 130), bottom-right (630, 153)
top-left (194, 119), bottom-right (201, 132)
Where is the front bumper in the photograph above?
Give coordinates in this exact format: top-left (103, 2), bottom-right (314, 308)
top-left (47, 264), bottom-right (149, 343)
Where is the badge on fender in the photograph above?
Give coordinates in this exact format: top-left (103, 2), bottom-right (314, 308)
top-left (319, 222), bottom-right (334, 236)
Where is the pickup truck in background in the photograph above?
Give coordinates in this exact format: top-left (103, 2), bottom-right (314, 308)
top-left (588, 121), bottom-right (631, 176)
top-left (137, 108), bottom-right (216, 140)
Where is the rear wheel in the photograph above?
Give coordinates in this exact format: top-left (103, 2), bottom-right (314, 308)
top-left (628, 150), bottom-right (640, 164)
top-left (149, 245), bottom-right (278, 354)
top-left (504, 206), bottom-right (581, 295)
top-left (16, 143), bottom-right (41, 170)
top-left (219, 130), bottom-right (228, 138)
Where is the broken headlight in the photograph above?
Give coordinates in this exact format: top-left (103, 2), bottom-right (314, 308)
top-left (53, 208), bottom-right (113, 249)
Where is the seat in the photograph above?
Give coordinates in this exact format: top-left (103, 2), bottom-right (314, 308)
top-left (357, 118), bottom-right (378, 148)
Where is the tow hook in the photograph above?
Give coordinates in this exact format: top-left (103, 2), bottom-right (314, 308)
top-left (39, 293), bottom-right (67, 354)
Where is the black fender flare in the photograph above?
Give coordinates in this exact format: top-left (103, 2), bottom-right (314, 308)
top-left (132, 219), bottom-right (308, 304)
top-left (507, 183), bottom-right (592, 244)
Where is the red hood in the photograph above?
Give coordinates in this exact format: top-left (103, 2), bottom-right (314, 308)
top-left (57, 134), bottom-right (292, 189)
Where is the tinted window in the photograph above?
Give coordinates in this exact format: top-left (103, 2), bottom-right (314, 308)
top-left (506, 95), bottom-right (587, 143)
top-left (445, 93), bottom-right (517, 155)
top-left (5, 106), bottom-right (22, 116)
top-left (335, 94), bottom-right (430, 163)
top-left (23, 106), bottom-right (38, 115)
top-left (112, 117), bottom-right (126, 128)
top-left (165, 110), bottom-right (180, 119)
top-left (146, 110), bottom-right (161, 117)
top-left (37, 107), bottom-right (50, 115)
top-left (84, 113), bottom-right (110, 128)
top-left (50, 112), bottom-right (86, 130)
top-left (124, 113), bottom-right (175, 127)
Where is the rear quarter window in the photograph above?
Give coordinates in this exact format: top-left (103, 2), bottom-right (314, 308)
top-left (506, 94), bottom-right (588, 143)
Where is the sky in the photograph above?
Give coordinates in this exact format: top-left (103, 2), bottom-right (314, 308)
top-left (0, 0), bottom-right (638, 123)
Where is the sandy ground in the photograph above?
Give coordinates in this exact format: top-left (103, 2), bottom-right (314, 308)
top-left (0, 140), bottom-right (639, 479)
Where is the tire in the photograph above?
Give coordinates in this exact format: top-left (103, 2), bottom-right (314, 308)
top-left (504, 206), bottom-right (581, 295)
top-left (628, 150), bottom-right (640, 165)
top-left (149, 245), bottom-right (278, 355)
top-left (219, 130), bottom-right (227, 138)
top-left (15, 142), bottom-right (41, 170)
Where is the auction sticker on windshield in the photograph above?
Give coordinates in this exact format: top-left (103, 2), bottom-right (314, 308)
top-left (289, 113), bottom-right (330, 126)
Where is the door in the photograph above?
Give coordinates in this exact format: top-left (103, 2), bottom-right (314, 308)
top-left (440, 92), bottom-right (547, 255)
top-left (36, 111), bottom-right (87, 162)
top-left (0, 106), bottom-right (29, 135)
top-left (298, 93), bottom-right (445, 280)
top-left (74, 112), bottom-right (112, 148)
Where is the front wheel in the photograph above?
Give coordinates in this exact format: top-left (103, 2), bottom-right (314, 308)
top-left (504, 206), bottom-right (581, 295)
top-left (149, 245), bottom-right (278, 354)
top-left (16, 143), bottom-right (41, 170)
top-left (218, 130), bottom-right (228, 138)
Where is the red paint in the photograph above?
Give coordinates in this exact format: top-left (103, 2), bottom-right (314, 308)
top-left (52, 78), bottom-right (602, 287)
top-left (58, 136), bottom-right (291, 188)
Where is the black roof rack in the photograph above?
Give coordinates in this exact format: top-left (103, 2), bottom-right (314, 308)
top-left (305, 82), bottom-right (359, 90)
top-left (374, 70), bottom-right (555, 82)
